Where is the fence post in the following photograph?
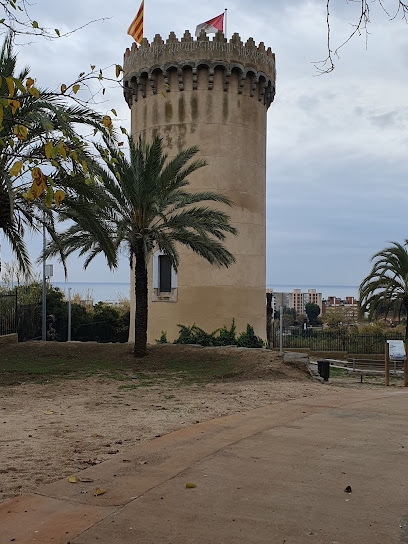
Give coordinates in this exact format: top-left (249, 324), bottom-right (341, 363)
top-left (279, 305), bottom-right (283, 353)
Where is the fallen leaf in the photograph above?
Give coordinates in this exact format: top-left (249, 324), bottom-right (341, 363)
top-left (94, 488), bottom-right (106, 496)
top-left (79, 477), bottom-right (94, 483)
top-left (344, 485), bottom-right (352, 494)
top-left (68, 476), bottom-right (78, 483)
top-left (107, 450), bottom-right (119, 455)
top-left (185, 483), bottom-right (197, 489)
top-left (122, 459), bottom-right (131, 463)
top-left (43, 411), bottom-right (54, 415)
top-left (92, 433), bottom-right (102, 438)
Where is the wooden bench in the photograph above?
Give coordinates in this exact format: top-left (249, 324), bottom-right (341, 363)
top-left (346, 358), bottom-right (403, 383)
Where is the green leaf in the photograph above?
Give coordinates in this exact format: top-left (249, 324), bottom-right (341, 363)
top-left (55, 28), bottom-right (60, 37)
top-left (111, 109), bottom-right (117, 116)
top-left (120, 127), bottom-right (127, 134)
top-left (32, 21), bottom-right (39, 29)
top-left (13, 78), bottom-right (26, 94)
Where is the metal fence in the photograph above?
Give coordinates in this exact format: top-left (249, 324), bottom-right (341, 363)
top-left (271, 330), bottom-right (405, 354)
top-left (0, 291), bottom-right (17, 335)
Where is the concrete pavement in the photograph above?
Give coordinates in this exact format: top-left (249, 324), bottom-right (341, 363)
top-left (2, 388), bottom-right (408, 543)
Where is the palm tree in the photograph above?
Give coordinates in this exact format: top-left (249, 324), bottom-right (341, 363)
top-left (0, 34), bottom-right (111, 275)
top-left (359, 241), bottom-right (408, 338)
top-left (44, 135), bottom-right (237, 357)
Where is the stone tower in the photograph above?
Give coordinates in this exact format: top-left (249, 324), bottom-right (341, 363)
top-left (123, 30), bottom-right (276, 343)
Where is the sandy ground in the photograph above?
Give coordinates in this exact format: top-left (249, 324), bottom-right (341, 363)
top-left (0, 346), bottom-right (396, 504)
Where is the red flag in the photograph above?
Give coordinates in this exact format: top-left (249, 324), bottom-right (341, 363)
top-left (128, 1), bottom-right (144, 44)
top-left (195, 13), bottom-right (224, 37)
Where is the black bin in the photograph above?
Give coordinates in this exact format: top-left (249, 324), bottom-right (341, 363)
top-left (317, 360), bottom-right (330, 381)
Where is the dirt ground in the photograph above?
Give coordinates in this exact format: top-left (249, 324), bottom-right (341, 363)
top-left (0, 343), bottom-right (393, 503)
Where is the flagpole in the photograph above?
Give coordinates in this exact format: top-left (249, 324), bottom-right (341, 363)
top-left (224, 8), bottom-right (227, 39)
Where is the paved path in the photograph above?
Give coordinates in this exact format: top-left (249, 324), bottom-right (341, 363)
top-left (2, 388), bottom-right (408, 544)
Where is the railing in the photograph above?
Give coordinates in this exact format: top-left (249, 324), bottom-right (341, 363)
top-left (271, 330), bottom-right (405, 354)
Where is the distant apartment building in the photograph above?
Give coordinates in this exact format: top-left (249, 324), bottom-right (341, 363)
top-left (268, 288), bottom-right (322, 319)
top-left (322, 296), bottom-right (359, 322)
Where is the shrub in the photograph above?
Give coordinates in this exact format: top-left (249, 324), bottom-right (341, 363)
top-left (174, 320), bottom-right (263, 348)
top-left (236, 324), bottom-right (264, 348)
top-left (156, 330), bottom-right (168, 344)
top-left (216, 318), bottom-right (236, 346)
top-left (174, 323), bottom-right (217, 346)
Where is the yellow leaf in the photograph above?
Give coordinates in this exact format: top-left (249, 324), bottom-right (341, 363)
top-left (26, 77), bottom-right (34, 89)
top-left (79, 72), bottom-right (85, 78)
top-left (10, 161), bottom-right (22, 177)
top-left (118, 142), bottom-right (124, 146)
top-left (120, 127), bottom-right (127, 134)
top-left (32, 21), bottom-right (39, 28)
top-left (29, 87), bottom-right (40, 99)
top-left (24, 190), bottom-right (34, 201)
top-left (70, 150), bottom-right (78, 163)
top-left (9, 99), bottom-right (20, 114)
top-left (90, 65), bottom-right (96, 70)
top-left (32, 166), bottom-right (42, 180)
top-left (115, 65), bottom-right (123, 78)
top-left (73, 84), bottom-right (80, 94)
top-left (54, 190), bottom-right (65, 207)
top-left (68, 476), bottom-right (78, 483)
top-left (31, 182), bottom-right (44, 199)
top-left (13, 125), bottom-right (28, 140)
top-left (58, 141), bottom-right (67, 160)
top-left (185, 483), bottom-right (197, 488)
top-left (44, 141), bottom-right (53, 159)
top-left (43, 410), bottom-right (54, 415)
top-left (94, 488), bottom-right (106, 496)
top-left (61, 84), bottom-right (67, 93)
top-left (111, 108), bottom-right (117, 116)
top-left (55, 28), bottom-right (60, 36)
top-left (82, 160), bottom-right (88, 174)
top-left (6, 77), bottom-right (14, 98)
top-left (102, 115), bottom-right (112, 128)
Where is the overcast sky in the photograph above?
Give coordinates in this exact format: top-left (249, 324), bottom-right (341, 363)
top-left (2, 0), bottom-right (408, 290)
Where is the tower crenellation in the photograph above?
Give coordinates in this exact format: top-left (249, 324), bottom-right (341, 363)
top-left (123, 30), bottom-right (276, 109)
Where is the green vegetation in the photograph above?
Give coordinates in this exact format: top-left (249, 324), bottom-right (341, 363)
top-left (174, 320), bottom-right (264, 349)
top-left (360, 241), bottom-right (408, 339)
top-left (0, 343), bottom-right (257, 387)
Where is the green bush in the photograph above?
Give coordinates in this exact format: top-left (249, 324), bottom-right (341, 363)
top-left (236, 324), bottom-right (264, 348)
top-left (174, 320), bottom-right (263, 348)
top-left (156, 330), bottom-right (168, 344)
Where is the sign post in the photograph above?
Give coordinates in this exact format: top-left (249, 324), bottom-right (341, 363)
top-left (386, 340), bottom-right (407, 387)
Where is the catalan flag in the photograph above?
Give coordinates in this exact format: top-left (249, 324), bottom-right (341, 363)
top-left (128, 1), bottom-right (144, 44)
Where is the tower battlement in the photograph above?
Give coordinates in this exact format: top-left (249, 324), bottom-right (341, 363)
top-left (123, 30), bottom-right (276, 109)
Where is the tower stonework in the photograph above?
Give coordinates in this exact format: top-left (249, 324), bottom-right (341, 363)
top-left (123, 30), bottom-right (276, 343)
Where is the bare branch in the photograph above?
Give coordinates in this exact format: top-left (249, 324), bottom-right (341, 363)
top-left (315, 0), bottom-right (408, 74)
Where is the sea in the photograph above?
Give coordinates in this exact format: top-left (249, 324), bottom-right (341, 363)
top-left (48, 282), bottom-right (359, 304)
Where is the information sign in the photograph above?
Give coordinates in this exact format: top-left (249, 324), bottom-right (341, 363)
top-left (387, 340), bottom-right (406, 360)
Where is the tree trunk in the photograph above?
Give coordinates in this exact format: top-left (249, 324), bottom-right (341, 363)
top-left (133, 240), bottom-right (148, 357)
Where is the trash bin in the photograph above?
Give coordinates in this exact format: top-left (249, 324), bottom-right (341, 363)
top-left (317, 360), bottom-right (330, 381)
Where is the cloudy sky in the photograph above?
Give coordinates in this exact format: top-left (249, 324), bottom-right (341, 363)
top-left (2, 0), bottom-right (408, 291)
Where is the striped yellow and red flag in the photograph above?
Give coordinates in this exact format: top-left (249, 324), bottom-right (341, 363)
top-left (127, 1), bottom-right (144, 44)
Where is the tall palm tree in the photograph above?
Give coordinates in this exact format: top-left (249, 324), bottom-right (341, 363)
top-left (359, 241), bottom-right (408, 338)
top-left (0, 33), bottom-right (111, 275)
top-left (44, 135), bottom-right (237, 357)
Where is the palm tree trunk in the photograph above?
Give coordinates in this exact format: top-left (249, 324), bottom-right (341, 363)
top-left (133, 240), bottom-right (148, 357)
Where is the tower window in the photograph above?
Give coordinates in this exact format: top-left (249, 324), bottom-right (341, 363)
top-left (159, 255), bottom-right (172, 292)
